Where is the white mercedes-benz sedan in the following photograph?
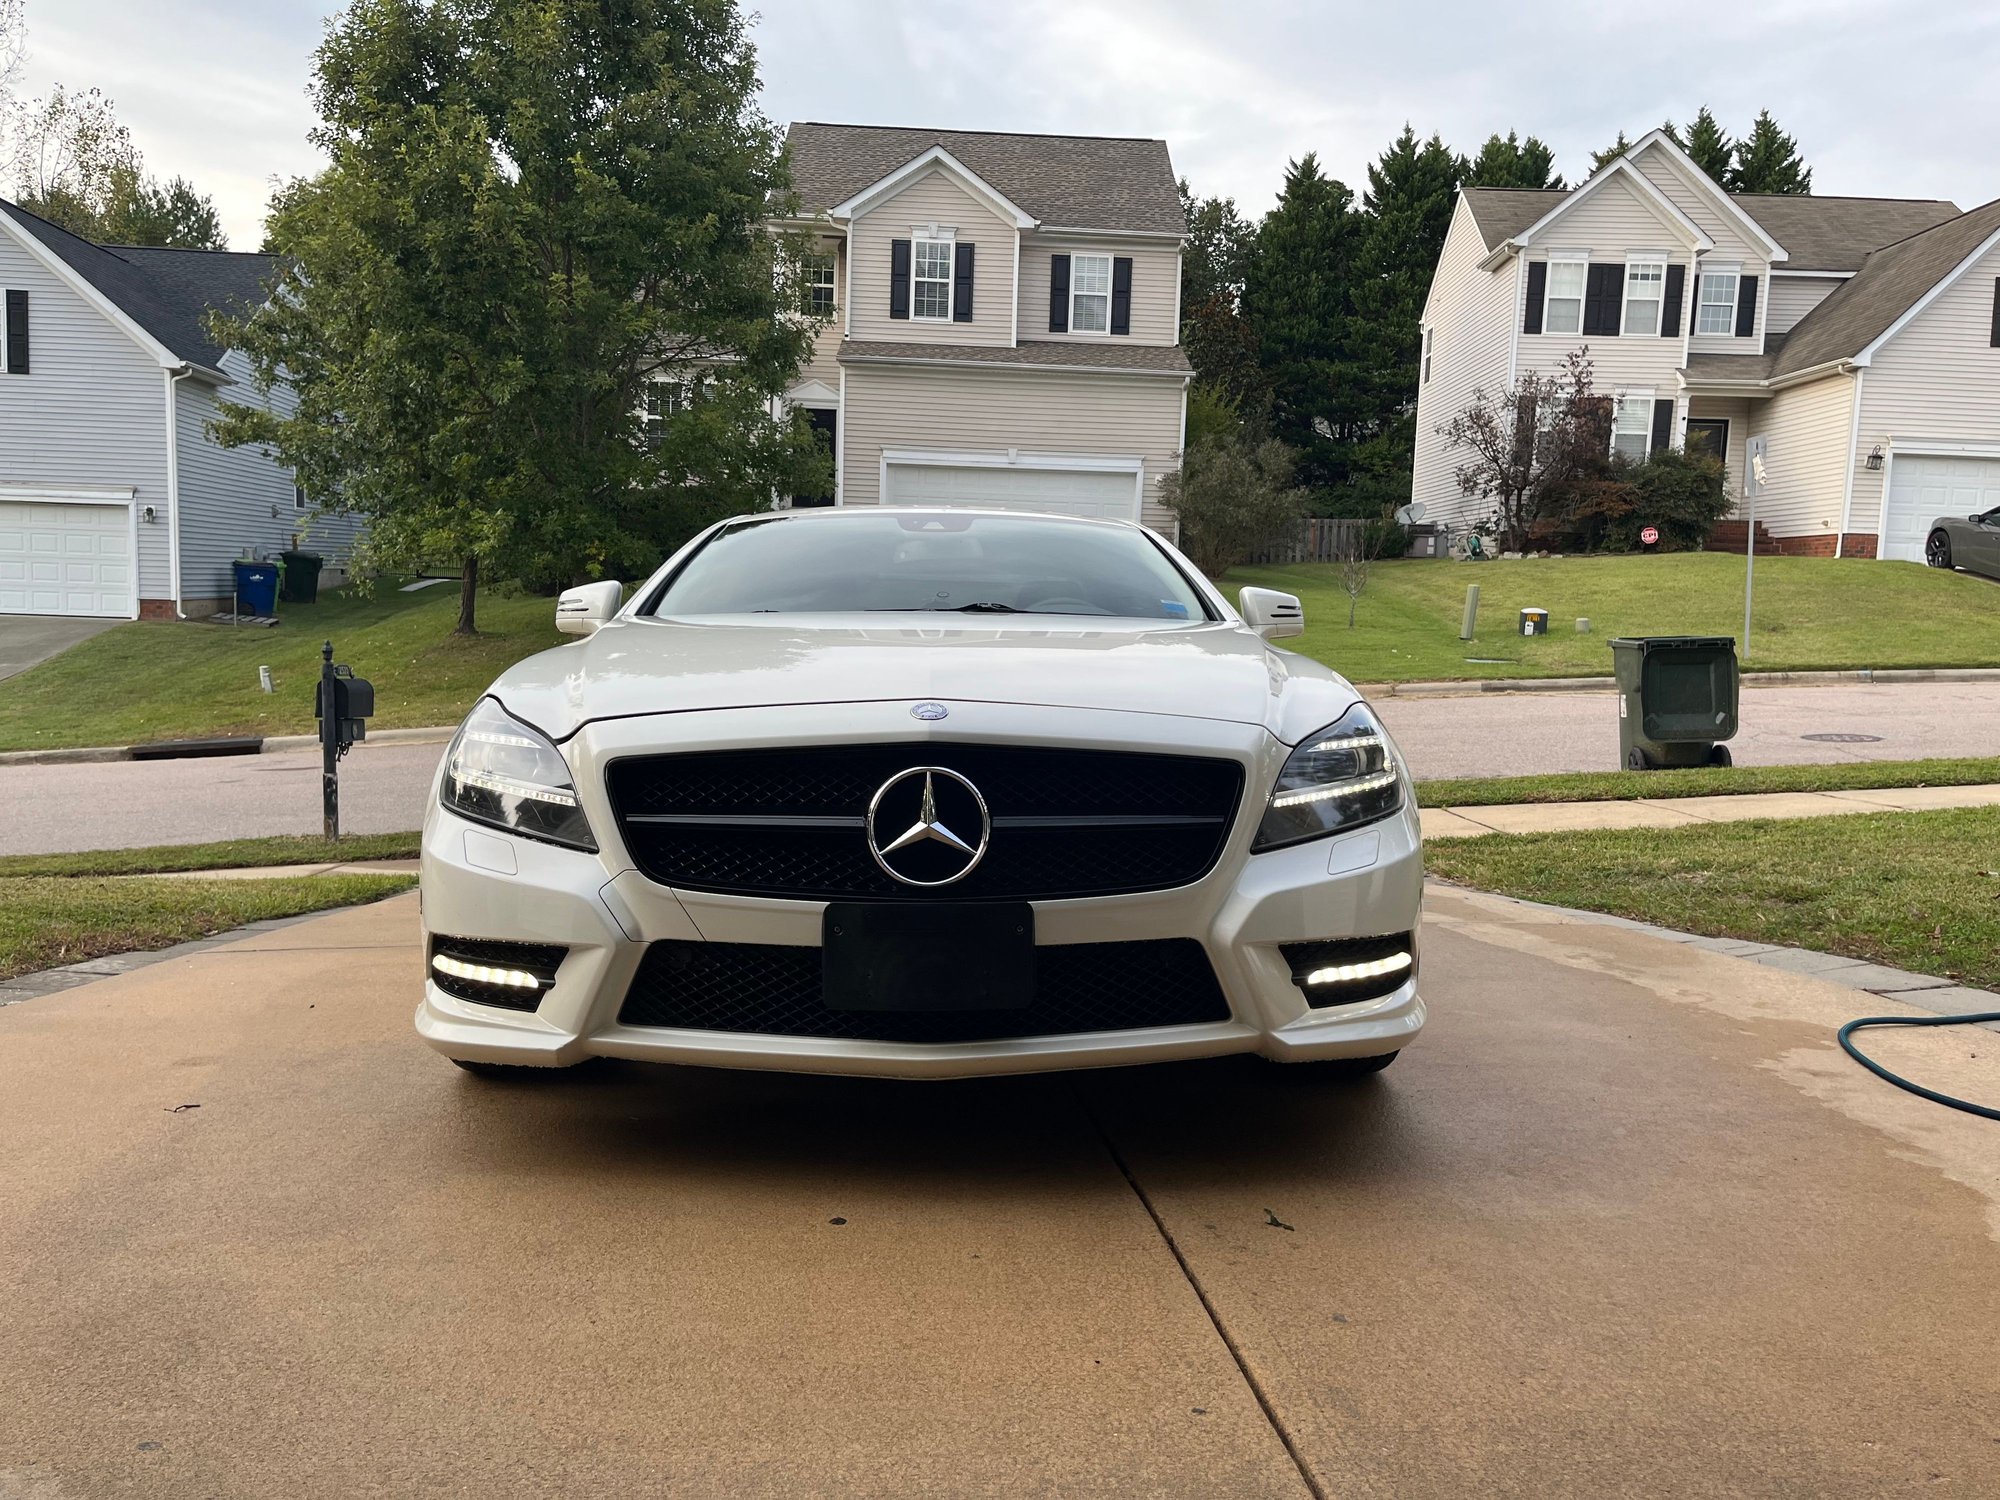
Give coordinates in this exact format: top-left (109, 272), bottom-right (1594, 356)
top-left (417, 508), bottom-right (1424, 1081)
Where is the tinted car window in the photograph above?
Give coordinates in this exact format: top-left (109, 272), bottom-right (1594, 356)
top-left (649, 512), bottom-right (1212, 620)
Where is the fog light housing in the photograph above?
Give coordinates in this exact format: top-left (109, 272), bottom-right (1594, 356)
top-left (428, 936), bottom-right (567, 1010)
top-left (1281, 934), bottom-right (1416, 1008)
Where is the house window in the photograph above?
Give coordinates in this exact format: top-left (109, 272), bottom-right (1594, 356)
top-left (1544, 256), bottom-right (1586, 335)
top-left (912, 237), bottom-right (953, 320)
top-left (643, 380), bottom-right (681, 450)
top-left (1421, 326), bottom-right (1433, 383)
top-left (1611, 391), bottom-right (1654, 464)
top-left (1070, 253), bottom-right (1112, 334)
top-left (803, 252), bottom-right (836, 315)
top-left (1622, 260), bottom-right (1666, 336)
top-left (1696, 268), bottom-right (1740, 335)
top-left (293, 481), bottom-right (307, 511)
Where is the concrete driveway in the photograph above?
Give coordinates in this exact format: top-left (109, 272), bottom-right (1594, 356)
top-left (3, 889), bottom-right (1995, 1497)
top-left (0, 613), bottom-right (120, 682)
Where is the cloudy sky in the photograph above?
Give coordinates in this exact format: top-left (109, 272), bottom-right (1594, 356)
top-left (15, 0), bottom-right (2000, 248)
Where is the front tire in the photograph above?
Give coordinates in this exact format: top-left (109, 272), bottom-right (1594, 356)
top-left (1927, 530), bottom-right (1954, 569)
top-left (1708, 744), bottom-right (1733, 767)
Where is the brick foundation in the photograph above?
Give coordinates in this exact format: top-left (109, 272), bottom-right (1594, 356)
top-left (138, 597), bottom-right (232, 619)
top-left (1772, 534), bottom-right (1839, 557)
top-left (1838, 533), bottom-right (1879, 559)
top-left (138, 598), bottom-right (177, 620)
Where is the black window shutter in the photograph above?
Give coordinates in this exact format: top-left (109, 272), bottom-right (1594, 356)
top-left (1735, 275), bottom-right (1758, 337)
top-left (1661, 265), bottom-right (1685, 338)
top-left (1650, 399), bottom-right (1674, 456)
top-left (1583, 264), bottom-right (1623, 337)
top-left (889, 239), bottom-right (910, 321)
top-left (1522, 261), bottom-right (1546, 334)
top-left (4, 290), bottom-right (25, 374)
top-left (1110, 256), bottom-right (1134, 335)
top-left (1990, 278), bottom-right (1999, 347)
top-left (1048, 253), bottom-right (1070, 332)
top-left (952, 242), bottom-right (974, 323)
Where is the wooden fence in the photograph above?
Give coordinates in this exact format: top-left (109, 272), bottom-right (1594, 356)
top-left (1248, 516), bottom-right (1368, 565)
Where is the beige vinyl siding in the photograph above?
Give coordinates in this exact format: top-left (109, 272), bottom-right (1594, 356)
top-left (1629, 144), bottom-right (1765, 261)
top-left (840, 362), bottom-right (1186, 531)
top-left (1515, 173), bottom-right (1693, 391)
top-left (1017, 235), bottom-right (1178, 345)
top-left (1848, 234), bottom-right (2000, 533)
top-left (0, 224), bottom-right (169, 601)
top-left (795, 236), bottom-right (845, 392)
top-left (1743, 373), bottom-right (1856, 536)
top-left (1685, 396), bottom-right (1753, 512)
top-left (1766, 274), bottom-right (1842, 336)
top-left (1411, 195), bottom-right (1516, 528)
top-left (847, 171), bottom-right (1012, 347)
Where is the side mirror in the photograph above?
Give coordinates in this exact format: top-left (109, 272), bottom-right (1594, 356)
top-left (1239, 586), bottom-right (1304, 641)
top-left (556, 580), bottom-right (624, 637)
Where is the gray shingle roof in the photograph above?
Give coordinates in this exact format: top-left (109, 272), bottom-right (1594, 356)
top-left (1460, 185), bottom-right (1961, 272)
top-left (0, 200), bottom-right (276, 371)
top-left (1772, 197), bottom-right (2000, 378)
top-left (838, 338), bottom-right (1192, 374)
top-left (786, 123), bottom-right (1183, 235)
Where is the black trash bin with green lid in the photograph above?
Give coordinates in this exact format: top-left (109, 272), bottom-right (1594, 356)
top-left (1609, 635), bottom-right (1739, 770)
top-left (279, 551), bottom-right (324, 604)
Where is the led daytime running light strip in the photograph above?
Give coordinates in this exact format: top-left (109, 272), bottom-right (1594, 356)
top-left (1304, 951), bottom-right (1412, 987)
top-left (450, 764), bottom-right (580, 807)
top-left (1304, 733), bottom-right (1386, 755)
top-left (1270, 768), bottom-right (1399, 809)
top-left (431, 953), bottom-right (546, 990)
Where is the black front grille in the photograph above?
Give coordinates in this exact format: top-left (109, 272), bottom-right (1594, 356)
top-left (617, 937), bottom-right (1231, 1043)
top-left (605, 744), bottom-right (1244, 901)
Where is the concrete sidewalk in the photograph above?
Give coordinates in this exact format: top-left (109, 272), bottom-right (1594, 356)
top-left (1421, 779), bottom-right (2000, 839)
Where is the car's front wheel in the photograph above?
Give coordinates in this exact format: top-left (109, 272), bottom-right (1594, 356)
top-left (1927, 530), bottom-right (1954, 569)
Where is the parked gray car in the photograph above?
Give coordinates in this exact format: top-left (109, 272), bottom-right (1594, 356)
top-left (1927, 508), bottom-right (2000, 578)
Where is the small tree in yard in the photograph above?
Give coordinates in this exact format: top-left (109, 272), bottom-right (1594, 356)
top-left (1160, 411), bottom-right (1309, 579)
top-left (1439, 351), bottom-right (1606, 552)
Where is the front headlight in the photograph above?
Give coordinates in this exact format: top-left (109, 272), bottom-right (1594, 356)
top-left (1252, 703), bottom-right (1403, 851)
top-left (440, 698), bottom-right (597, 851)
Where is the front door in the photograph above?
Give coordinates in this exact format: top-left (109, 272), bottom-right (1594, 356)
top-left (1685, 418), bottom-right (1728, 465)
top-left (793, 408), bottom-right (837, 508)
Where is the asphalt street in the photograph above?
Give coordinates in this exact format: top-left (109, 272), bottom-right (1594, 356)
top-left (2, 888), bottom-right (1995, 1496)
top-left (1, 679), bottom-right (1996, 853)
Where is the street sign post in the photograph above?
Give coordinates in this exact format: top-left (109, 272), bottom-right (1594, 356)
top-left (1743, 436), bottom-right (1769, 661)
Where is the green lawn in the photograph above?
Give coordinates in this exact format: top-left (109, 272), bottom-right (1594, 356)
top-left (1416, 755), bottom-right (2000, 808)
top-left (0, 581), bottom-right (561, 752)
top-left (0, 874), bottom-right (415, 982)
top-left (1426, 806), bottom-right (2000, 990)
top-left (1233, 552), bottom-right (2000, 684)
top-left (0, 832), bottom-right (422, 879)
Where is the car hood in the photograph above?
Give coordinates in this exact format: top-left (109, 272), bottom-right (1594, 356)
top-left (487, 615), bottom-right (1359, 742)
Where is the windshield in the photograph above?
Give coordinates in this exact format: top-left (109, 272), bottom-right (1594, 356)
top-left (646, 512), bottom-right (1213, 620)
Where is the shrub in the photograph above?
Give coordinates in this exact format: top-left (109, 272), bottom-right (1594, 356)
top-left (1605, 448), bottom-right (1731, 551)
top-left (1161, 425), bottom-right (1309, 578)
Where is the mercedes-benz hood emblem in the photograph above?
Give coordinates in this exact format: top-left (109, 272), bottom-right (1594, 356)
top-left (866, 767), bottom-right (990, 886)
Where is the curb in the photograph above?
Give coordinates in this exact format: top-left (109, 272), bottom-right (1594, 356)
top-left (0, 725), bottom-right (456, 769)
top-left (1369, 666), bottom-right (2000, 698)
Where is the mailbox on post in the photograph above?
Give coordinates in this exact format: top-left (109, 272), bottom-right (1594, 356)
top-left (315, 640), bottom-right (374, 838)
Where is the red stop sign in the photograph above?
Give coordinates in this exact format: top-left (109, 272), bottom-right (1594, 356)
top-left (1640, 526), bottom-right (1660, 545)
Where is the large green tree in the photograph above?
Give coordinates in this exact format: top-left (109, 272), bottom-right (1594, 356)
top-left (11, 84), bottom-right (227, 247)
top-left (1677, 106), bottom-right (1734, 186)
top-left (210, 0), bottom-right (825, 633)
top-left (1240, 153), bottom-right (1361, 494)
top-left (1464, 131), bottom-right (1563, 190)
top-left (1731, 109), bottom-right (1812, 194)
top-left (1176, 180), bottom-right (1268, 411)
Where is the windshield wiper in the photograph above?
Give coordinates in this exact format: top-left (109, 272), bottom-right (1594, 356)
top-left (867, 602), bottom-right (1026, 614)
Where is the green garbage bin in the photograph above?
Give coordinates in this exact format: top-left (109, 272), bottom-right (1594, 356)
top-left (280, 551), bottom-right (324, 604)
top-left (1609, 636), bottom-right (1739, 770)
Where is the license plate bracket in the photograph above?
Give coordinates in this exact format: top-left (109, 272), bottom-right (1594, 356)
top-left (822, 903), bottom-right (1035, 1012)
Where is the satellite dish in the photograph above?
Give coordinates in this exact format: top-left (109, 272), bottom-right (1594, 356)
top-left (1394, 502), bottom-right (1427, 525)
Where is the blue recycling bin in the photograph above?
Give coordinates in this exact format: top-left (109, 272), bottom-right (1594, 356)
top-left (232, 560), bottom-right (279, 616)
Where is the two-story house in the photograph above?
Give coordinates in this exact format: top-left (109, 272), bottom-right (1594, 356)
top-left (0, 201), bottom-right (355, 620)
top-left (1413, 128), bottom-right (2000, 560)
top-left (774, 123), bottom-right (1191, 529)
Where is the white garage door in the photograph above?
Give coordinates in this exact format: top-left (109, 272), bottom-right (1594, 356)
top-left (0, 500), bottom-right (134, 617)
top-left (1883, 454), bottom-right (2000, 562)
top-left (882, 461), bottom-right (1139, 520)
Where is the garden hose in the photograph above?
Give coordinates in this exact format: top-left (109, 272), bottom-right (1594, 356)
top-left (1837, 1012), bottom-right (2000, 1121)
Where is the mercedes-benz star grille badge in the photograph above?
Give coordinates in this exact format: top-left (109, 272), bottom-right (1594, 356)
top-left (910, 702), bottom-right (949, 721)
top-left (865, 767), bottom-right (990, 887)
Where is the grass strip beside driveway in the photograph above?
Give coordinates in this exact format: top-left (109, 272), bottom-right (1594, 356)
top-left (1416, 756), bottom-right (2000, 808)
top-left (0, 832), bottom-right (423, 879)
top-left (1425, 805), bottom-right (2000, 991)
top-left (0, 874), bottom-right (415, 983)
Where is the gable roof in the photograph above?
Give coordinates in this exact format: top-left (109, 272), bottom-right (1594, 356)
top-left (1772, 196), bottom-right (2000, 377)
top-left (1502, 155), bottom-right (1714, 254)
top-left (785, 123), bottom-right (1184, 235)
top-left (0, 201), bottom-right (276, 372)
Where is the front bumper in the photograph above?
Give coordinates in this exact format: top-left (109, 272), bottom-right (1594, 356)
top-left (416, 702), bottom-right (1426, 1079)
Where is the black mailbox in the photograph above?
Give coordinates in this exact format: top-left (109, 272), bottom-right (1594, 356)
top-left (315, 669), bottom-right (374, 746)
